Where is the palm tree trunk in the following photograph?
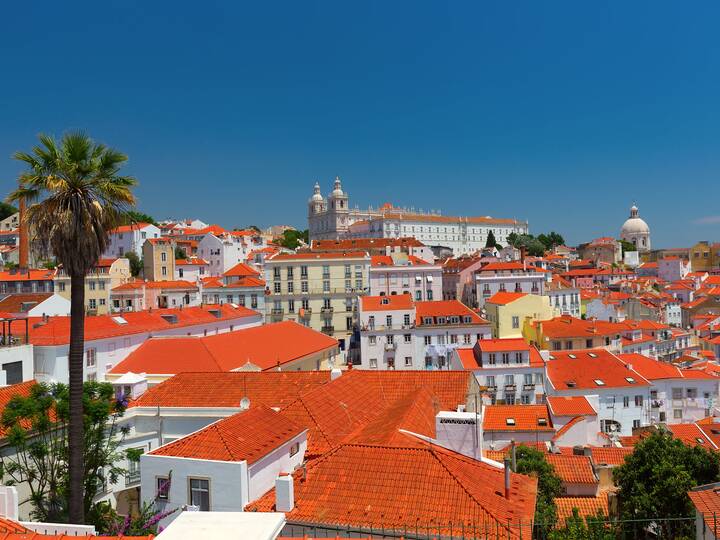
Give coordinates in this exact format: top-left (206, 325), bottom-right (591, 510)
top-left (68, 273), bottom-right (86, 523)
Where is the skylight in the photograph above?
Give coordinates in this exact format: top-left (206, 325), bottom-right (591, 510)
top-left (568, 354), bottom-right (576, 359)
top-left (112, 316), bottom-right (128, 325)
top-left (696, 438), bottom-right (706, 444)
top-left (594, 379), bottom-right (606, 386)
top-left (588, 352), bottom-right (598, 358)
top-left (566, 381), bottom-right (576, 388)
top-left (625, 377), bottom-right (636, 384)
top-left (506, 418), bottom-right (516, 426)
top-left (538, 418), bottom-right (548, 426)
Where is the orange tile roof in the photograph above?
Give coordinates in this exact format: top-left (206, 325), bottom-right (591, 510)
top-left (110, 222), bottom-right (153, 233)
top-left (110, 321), bottom-right (338, 374)
top-left (668, 423), bottom-right (718, 449)
top-left (225, 276), bottom-right (266, 288)
top-left (29, 304), bottom-right (258, 346)
top-left (483, 405), bottom-right (553, 432)
top-left (536, 315), bottom-right (622, 339)
top-left (555, 493), bottom-right (609, 525)
top-left (589, 447), bottom-right (633, 466)
top-left (0, 380), bottom-right (38, 437)
top-left (112, 279), bottom-right (197, 291)
top-left (280, 370), bottom-right (472, 457)
top-left (132, 371), bottom-right (332, 409)
top-left (415, 300), bottom-right (488, 325)
top-left (546, 350), bottom-right (651, 390)
top-left (175, 257), bottom-right (208, 266)
top-left (246, 442), bottom-right (537, 538)
top-left (223, 262), bottom-right (260, 278)
top-left (370, 254), bottom-right (432, 267)
top-left (689, 483), bottom-right (720, 534)
top-left (618, 353), bottom-right (719, 381)
top-left (546, 396), bottom-right (596, 416)
top-left (486, 291), bottom-right (528, 305)
top-left (546, 454), bottom-right (597, 484)
top-left (149, 405), bottom-right (304, 463)
top-left (270, 251), bottom-right (369, 261)
top-left (475, 338), bottom-right (528, 352)
top-left (360, 294), bottom-right (414, 311)
top-left (380, 212), bottom-right (523, 226)
top-left (480, 262), bottom-right (537, 272)
top-left (0, 293), bottom-right (53, 313)
top-left (0, 269), bottom-right (56, 282)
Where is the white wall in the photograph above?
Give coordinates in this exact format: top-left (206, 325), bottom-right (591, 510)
top-left (0, 344), bottom-right (34, 384)
top-left (26, 295), bottom-right (71, 317)
top-left (247, 432), bottom-right (306, 502)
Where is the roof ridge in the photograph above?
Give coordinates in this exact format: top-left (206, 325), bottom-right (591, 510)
top-left (212, 417), bottom-right (241, 460)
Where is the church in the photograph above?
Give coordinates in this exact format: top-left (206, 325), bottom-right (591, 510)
top-left (307, 177), bottom-right (529, 255)
top-left (620, 204), bottom-right (651, 253)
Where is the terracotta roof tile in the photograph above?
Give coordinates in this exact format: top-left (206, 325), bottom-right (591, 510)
top-left (483, 405), bottom-right (553, 432)
top-left (547, 396), bottom-right (596, 416)
top-left (555, 493), bottom-right (609, 525)
top-left (486, 292), bottom-right (528, 305)
top-left (589, 447), bottom-right (633, 466)
top-left (546, 454), bottom-right (597, 484)
top-left (546, 350), bottom-right (651, 390)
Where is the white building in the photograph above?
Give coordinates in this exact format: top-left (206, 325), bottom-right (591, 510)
top-left (198, 232), bottom-right (268, 276)
top-left (29, 304), bottom-right (262, 384)
top-left (175, 257), bottom-right (209, 281)
top-left (140, 406), bottom-right (307, 529)
top-left (451, 338), bottom-right (546, 404)
top-left (307, 177), bottom-right (529, 255)
top-left (545, 276), bottom-right (581, 318)
top-left (368, 253), bottom-right (442, 301)
top-left (475, 262), bottom-right (548, 308)
top-left (104, 223), bottom-right (161, 258)
top-left (358, 296), bottom-right (491, 370)
top-left (658, 257), bottom-right (690, 283)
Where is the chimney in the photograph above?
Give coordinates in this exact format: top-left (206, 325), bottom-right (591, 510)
top-left (503, 457), bottom-right (511, 499)
top-left (510, 439), bottom-right (517, 472)
top-left (330, 367), bottom-right (342, 381)
top-left (275, 474), bottom-right (294, 512)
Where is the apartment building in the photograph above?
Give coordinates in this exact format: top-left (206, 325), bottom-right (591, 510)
top-left (475, 262), bottom-right (547, 308)
top-left (54, 258), bottom-right (131, 315)
top-left (368, 253), bottom-right (442, 300)
top-left (358, 296), bottom-right (491, 370)
top-left (264, 251), bottom-right (370, 343)
top-left (142, 238), bottom-right (176, 281)
top-left (104, 223), bottom-right (161, 258)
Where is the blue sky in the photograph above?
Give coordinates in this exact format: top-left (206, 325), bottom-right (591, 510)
top-left (1, 1), bottom-right (719, 247)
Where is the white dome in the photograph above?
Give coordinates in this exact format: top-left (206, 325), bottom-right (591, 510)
top-left (621, 217), bottom-right (650, 235)
top-left (330, 176), bottom-right (345, 198)
top-left (309, 182), bottom-right (324, 203)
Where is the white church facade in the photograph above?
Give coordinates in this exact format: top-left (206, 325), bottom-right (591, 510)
top-left (308, 177), bottom-right (529, 255)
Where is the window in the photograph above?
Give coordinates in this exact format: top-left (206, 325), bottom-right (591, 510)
top-left (86, 348), bottom-right (97, 368)
top-left (88, 299), bottom-right (97, 310)
top-left (405, 356), bottom-right (412, 367)
top-left (424, 336), bottom-right (432, 345)
top-left (287, 267), bottom-right (294, 280)
top-left (323, 280), bottom-right (330, 293)
top-left (161, 252), bottom-right (167, 262)
top-left (301, 281), bottom-right (308, 293)
top-left (486, 375), bottom-right (495, 387)
top-left (488, 353), bottom-right (496, 365)
top-left (369, 336), bottom-right (376, 345)
top-left (524, 373), bottom-right (533, 385)
top-left (674, 409), bottom-right (683, 419)
top-left (521, 394), bottom-right (530, 404)
top-left (633, 420), bottom-right (641, 429)
top-left (274, 282), bottom-right (281, 293)
top-left (287, 282), bottom-right (294, 293)
top-left (386, 334), bottom-right (394, 345)
top-left (623, 396), bottom-right (629, 408)
top-left (273, 267), bottom-right (281, 280)
top-left (288, 300), bottom-right (295, 313)
top-left (634, 395), bottom-right (643, 407)
top-left (157, 477), bottom-right (170, 500)
top-left (515, 352), bottom-right (523, 364)
top-left (426, 289), bottom-right (433, 300)
top-left (585, 339), bottom-right (593, 348)
top-left (415, 290), bottom-right (422, 301)
top-left (687, 388), bottom-right (698, 399)
top-left (386, 315), bottom-right (393, 327)
top-left (403, 314), bottom-right (411, 326)
top-left (300, 266), bottom-right (308, 278)
top-left (189, 478), bottom-right (210, 511)
top-left (672, 388), bottom-right (683, 400)
top-left (89, 281), bottom-right (96, 291)
top-left (369, 358), bottom-right (377, 369)
top-left (501, 353), bottom-right (510, 365)
top-left (251, 295), bottom-right (258, 308)
top-left (404, 334), bottom-right (411, 343)
top-left (289, 442), bottom-right (299, 457)
top-left (512, 316), bottom-right (519, 329)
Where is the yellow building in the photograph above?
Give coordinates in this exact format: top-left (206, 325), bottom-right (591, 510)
top-left (264, 251), bottom-right (370, 344)
top-left (55, 257), bottom-right (132, 315)
top-left (522, 314), bottom-right (622, 352)
top-left (689, 241), bottom-right (720, 272)
top-left (483, 292), bottom-right (554, 339)
top-left (142, 238), bottom-right (176, 281)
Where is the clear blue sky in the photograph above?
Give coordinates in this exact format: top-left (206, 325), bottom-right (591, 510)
top-left (1, 1), bottom-right (719, 247)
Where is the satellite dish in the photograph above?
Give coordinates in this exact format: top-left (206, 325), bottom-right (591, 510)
top-left (240, 397), bottom-right (251, 410)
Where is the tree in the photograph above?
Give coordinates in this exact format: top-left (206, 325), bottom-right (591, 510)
top-left (8, 132), bottom-right (137, 524)
top-left (537, 232), bottom-right (565, 251)
top-left (506, 232), bottom-right (519, 247)
top-left (122, 210), bottom-right (156, 226)
top-left (276, 229), bottom-right (309, 250)
top-left (614, 430), bottom-right (720, 538)
top-left (124, 251), bottom-right (143, 277)
top-left (0, 382), bottom-right (129, 523)
top-left (174, 246), bottom-right (187, 260)
top-left (0, 202), bottom-right (18, 222)
top-left (619, 239), bottom-right (636, 256)
top-left (485, 230), bottom-right (498, 249)
top-left (548, 509), bottom-right (617, 540)
top-left (514, 445), bottom-right (563, 528)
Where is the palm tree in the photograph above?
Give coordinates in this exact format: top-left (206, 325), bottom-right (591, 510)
top-left (7, 132), bottom-right (137, 523)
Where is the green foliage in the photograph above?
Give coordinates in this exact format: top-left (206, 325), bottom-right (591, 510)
top-left (41, 259), bottom-right (57, 270)
top-left (508, 231), bottom-right (564, 256)
top-left (485, 230), bottom-right (498, 249)
top-left (93, 499), bottom-right (177, 536)
top-left (123, 210), bottom-right (157, 226)
top-left (174, 246), bottom-right (187, 260)
top-left (124, 251), bottom-right (143, 277)
top-left (275, 229), bottom-right (309, 250)
top-left (0, 202), bottom-right (18, 222)
top-left (514, 445), bottom-right (562, 527)
top-left (0, 382), bottom-right (129, 523)
top-left (614, 430), bottom-right (720, 538)
top-left (2, 261), bottom-right (18, 270)
top-left (619, 239), bottom-right (636, 256)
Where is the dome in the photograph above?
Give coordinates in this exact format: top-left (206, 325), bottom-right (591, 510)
top-left (309, 182), bottom-right (324, 203)
top-left (621, 204), bottom-right (649, 235)
top-left (330, 176), bottom-right (345, 198)
top-left (621, 217), bottom-right (650, 235)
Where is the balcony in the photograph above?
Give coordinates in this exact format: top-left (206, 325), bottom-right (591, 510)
top-left (321, 306), bottom-right (334, 314)
top-left (522, 384), bottom-right (536, 392)
top-left (321, 326), bottom-right (334, 335)
top-left (125, 469), bottom-right (140, 487)
top-left (651, 400), bottom-right (663, 409)
top-left (299, 308), bottom-right (312, 318)
top-left (504, 384), bottom-right (517, 392)
top-left (486, 386), bottom-right (497, 393)
top-left (385, 342), bottom-right (397, 351)
top-left (270, 308), bottom-right (284, 321)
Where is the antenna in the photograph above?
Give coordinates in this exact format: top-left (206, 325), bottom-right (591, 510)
top-left (240, 397), bottom-right (251, 410)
